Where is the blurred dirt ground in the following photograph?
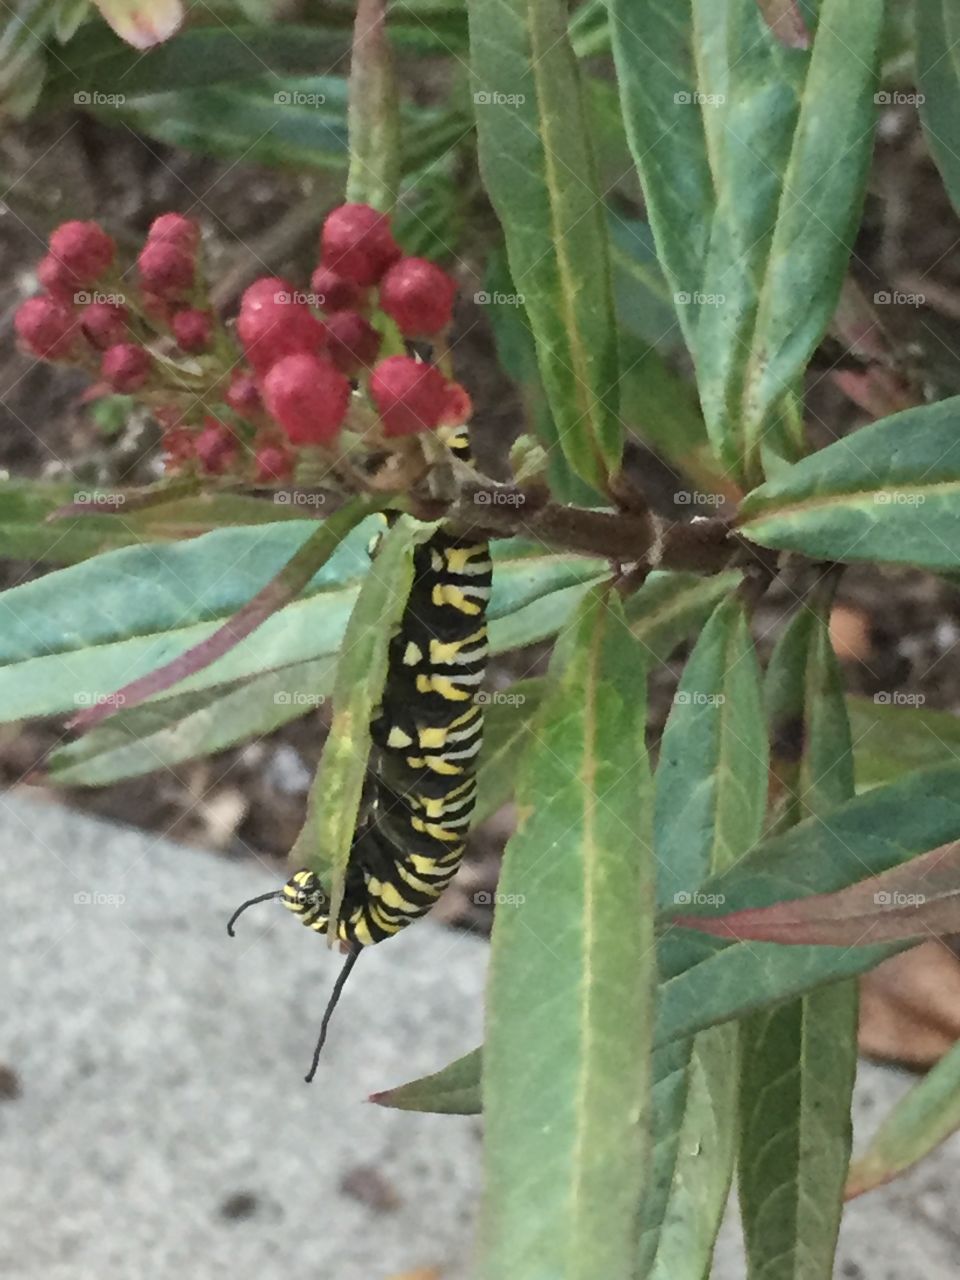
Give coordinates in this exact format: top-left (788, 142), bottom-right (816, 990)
top-left (4, 97), bottom-right (960, 959)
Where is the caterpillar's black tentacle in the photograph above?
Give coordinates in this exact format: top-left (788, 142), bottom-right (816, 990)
top-left (304, 948), bottom-right (361, 1083)
top-left (228, 424), bottom-right (490, 1074)
top-left (226, 889), bottom-right (282, 936)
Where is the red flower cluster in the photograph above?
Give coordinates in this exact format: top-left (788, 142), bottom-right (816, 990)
top-left (14, 203), bottom-right (469, 483)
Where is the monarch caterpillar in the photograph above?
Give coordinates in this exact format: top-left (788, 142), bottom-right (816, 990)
top-left (229, 425), bottom-right (491, 1080)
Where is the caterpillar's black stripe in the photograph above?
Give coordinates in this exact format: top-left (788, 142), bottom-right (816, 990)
top-left (244, 425), bottom-right (490, 952)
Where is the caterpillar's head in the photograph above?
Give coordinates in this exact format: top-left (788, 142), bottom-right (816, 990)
top-left (227, 867), bottom-right (360, 1084)
top-left (281, 868), bottom-right (330, 932)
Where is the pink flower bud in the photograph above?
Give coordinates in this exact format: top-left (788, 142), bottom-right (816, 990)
top-left (254, 443), bottom-right (294, 482)
top-left (309, 265), bottom-right (366, 313)
top-left (378, 257), bottom-right (457, 337)
top-left (320, 203), bottom-right (400, 286)
top-left (226, 370), bottom-right (262, 417)
top-left (236, 280), bottom-right (327, 372)
top-left (48, 220), bottom-right (114, 284)
top-left (14, 296), bottom-right (80, 359)
top-left (101, 343), bottom-right (151, 392)
top-left (369, 356), bottom-right (449, 437)
top-left (262, 352), bottom-right (350, 445)
top-left (81, 301), bottom-right (131, 350)
top-left (195, 418), bottom-right (238, 475)
top-left (137, 240), bottom-right (194, 300)
top-left (325, 310), bottom-right (381, 374)
top-left (147, 212), bottom-right (200, 251)
top-left (172, 308), bottom-right (213, 353)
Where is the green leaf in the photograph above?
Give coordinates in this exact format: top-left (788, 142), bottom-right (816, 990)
top-left (848, 695), bottom-right (960, 791)
top-left (739, 604), bottom-right (858, 1280)
top-left (480, 589), bottom-right (654, 1279)
top-left (473, 678), bottom-right (549, 825)
top-left (468, 0), bottom-right (622, 494)
top-left (694, 0), bottom-right (883, 480)
top-left (655, 592), bottom-right (767, 910)
top-left (114, 76), bottom-right (350, 171)
top-left (738, 397), bottom-right (960, 570)
top-left (846, 1034), bottom-right (960, 1198)
top-left (673, 764), bottom-right (960, 923)
top-left (638, 1030), bottom-right (738, 1280)
top-left (42, 22), bottom-right (347, 98)
top-left (45, 658), bottom-right (336, 787)
top-left (370, 1046), bottom-right (482, 1113)
top-left (0, 524), bottom-right (606, 723)
top-left (625, 570), bottom-right (742, 663)
top-left (294, 518), bottom-right (427, 918)
top-left (608, 0), bottom-right (713, 355)
top-left (917, 0), bottom-right (960, 220)
top-left (612, 0), bottom-right (883, 481)
top-left (71, 499), bottom-right (385, 732)
top-left (642, 590), bottom-right (765, 1278)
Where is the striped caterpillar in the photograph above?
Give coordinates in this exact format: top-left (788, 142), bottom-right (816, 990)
top-left (229, 426), bottom-right (491, 1079)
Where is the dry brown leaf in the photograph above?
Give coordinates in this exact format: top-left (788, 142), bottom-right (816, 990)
top-left (859, 941), bottom-right (960, 1067)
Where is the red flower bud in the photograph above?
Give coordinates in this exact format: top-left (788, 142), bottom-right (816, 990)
top-left (226, 370), bottom-right (262, 417)
top-left (441, 380), bottom-right (473, 426)
top-left (81, 301), bottom-right (131, 350)
top-left (378, 257), bottom-right (457, 337)
top-left (48, 220), bottom-right (115, 284)
top-left (137, 240), bottom-right (195, 300)
top-left (325, 310), bottom-right (381, 374)
top-left (195, 418), bottom-right (238, 475)
top-left (172, 308), bottom-right (213, 353)
top-left (254, 443), bottom-right (294, 483)
top-left (262, 352), bottom-right (350, 445)
top-left (369, 355), bottom-right (449, 437)
top-left (36, 254), bottom-right (79, 302)
top-left (236, 280), bottom-right (327, 372)
top-left (101, 343), bottom-right (151, 392)
top-left (147, 212), bottom-right (200, 251)
top-left (320, 203), bottom-right (400, 286)
top-left (161, 424), bottom-right (194, 472)
top-left (309, 265), bottom-right (366, 313)
top-left (14, 296), bottom-right (80, 359)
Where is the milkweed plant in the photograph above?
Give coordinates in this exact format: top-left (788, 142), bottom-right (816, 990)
top-left (7, 0), bottom-right (960, 1275)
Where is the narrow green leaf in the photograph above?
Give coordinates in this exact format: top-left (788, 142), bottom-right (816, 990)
top-left (115, 77), bottom-right (350, 171)
top-left (625, 570), bottom-right (742, 662)
top-left (608, 0), bottom-right (713, 355)
top-left (643, 590), bottom-right (765, 1278)
top-left (370, 1046), bottom-right (482, 1113)
top-left (473, 678), bottom-right (549, 825)
top-left (848, 695), bottom-right (960, 792)
top-left (639, 1029), bottom-right (738, 1280)
top-left (612, 0), bottom-right (882, 481)
top-left (655, 592), bottom-right (767, 910)
top-left (469, 0), bottom-right (622, 493)
top-left (846, 1034), bottom-right (960, 1198)
top-left (739, 604), bottom-right (857, 1280)
top-left (45, 658), bottom-right (336, 787)
top-left (739, 397), bottom-right (960, 569)
top-left (42, 22), bottom-right (347, 98)
top-left (694, 0), bottom-right (882, 479)
top-left (71, 500), bottom-right (383, 732)
top-left (345, 0), bottom-right (400, 210)
top-left (916, 0), bottom-right (960, 220)
top-left (480, 589), bottom-right (654, 1279)
top-left (0, 529), bottom-right (603, 723)
top-left (674, 764), bottom-right (960, 921)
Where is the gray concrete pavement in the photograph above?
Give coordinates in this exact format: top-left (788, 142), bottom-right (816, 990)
top-left (1, 794), bottom-right (485, 1280)
top-left (4, 793), bottom-right (960, 1279)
